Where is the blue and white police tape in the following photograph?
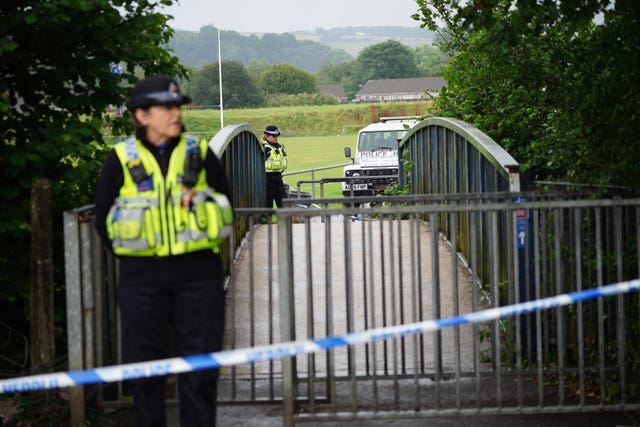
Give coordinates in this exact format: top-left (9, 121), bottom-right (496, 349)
top-left (2, 279), bottom-right (639, 394)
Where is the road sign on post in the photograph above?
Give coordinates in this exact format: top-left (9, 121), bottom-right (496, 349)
top-left (513, 196), bottom-right (536, 359)
top-left (513, 197), bottom-right (527, 248)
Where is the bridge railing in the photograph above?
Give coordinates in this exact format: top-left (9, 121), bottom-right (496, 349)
top-left (399, 117), bottom-right (522, 304)
top-left (268, 195), bottom-right (640, 425)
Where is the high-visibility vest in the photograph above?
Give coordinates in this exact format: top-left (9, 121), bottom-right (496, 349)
top-left (263, 142), bottom-right (287, 173)
top-left (106, 135), bottom-right (232, 256)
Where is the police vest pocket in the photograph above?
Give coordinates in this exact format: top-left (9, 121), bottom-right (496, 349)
top-left (107, 198), bottom-right (159, 252)
top-left (175, 190), bottom-right (232, 244)
top-left (200, 191), bottom-right (232, 241)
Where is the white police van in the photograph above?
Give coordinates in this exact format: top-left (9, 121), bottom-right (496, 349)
top-left (342, 116), bottom-right (420, 198)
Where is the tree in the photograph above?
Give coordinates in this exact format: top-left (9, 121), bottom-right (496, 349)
top-left (413, 44), bottom-right (450, 77)
top-left (246, 59), bottom-right (273, 88)
top-left (316, 60), bottom-right (355, 85)
top-left (262, 63), bottom-right (317, 95)
top-left (344, 40), bottom-right (420, 98)
top-left (185, 61), bottom-right (264, 108)
top-left (0, 0), bottom-right (185, 370)
top-left (414, 0), bottom-right (640, 188)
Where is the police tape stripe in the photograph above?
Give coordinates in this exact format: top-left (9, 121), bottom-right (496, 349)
top-left (1, 279), bottom-right (638, 394)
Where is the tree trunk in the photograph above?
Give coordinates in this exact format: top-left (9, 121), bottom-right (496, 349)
top-left (30, 178), bottom-right (55, 368)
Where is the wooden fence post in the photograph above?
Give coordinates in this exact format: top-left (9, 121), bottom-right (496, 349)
top-left (30, 178), bottom-right (55, 367)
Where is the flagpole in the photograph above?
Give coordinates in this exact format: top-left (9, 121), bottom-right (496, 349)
top-left (218, 27), bottom-right (224, 129)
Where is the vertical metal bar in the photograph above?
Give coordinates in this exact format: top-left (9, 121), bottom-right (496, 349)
top-left (91, 227), bottom-right (104, 408)
top-left (417, 211), bottom-right (425, 375)
top-left (614, 205), bottom-right (626, 403)
top-left (533, 209), bottom-right (544, 406)
top-left (524, 204), bottom-right (533, 364)
top-left (361, 217), bottom-right (370, 376)
top-left (324, 214), bottom-right (336, 412)
top-left (596, 208), bottom-right (606, 404)
top-left (387, 215), bottom-right (399, 409)
top-left (365, 212), bottom-right (379, 411)
top-left (541, 210), bottom-right (550, 362)
top-left (379, 217), bottom-right (389, 374)
top-left (80, 220), bottom-right (95, 372)
top-left (237, 215), bottom-right (251, 400)
top-left (396, 212), bottom-right (406, 375)
top-left (511, 208), bottom-right (523, 408)
top-left (489, 209), bottom-right (502, 408)
top-left (470, 210), bottom-right (481, 408)
top-left (381, 214), bottom-right (400, 409)
top-left (409, 213), bottom-right (421, 410)
top-left (574, 208), bottom-right (586, 407)
top-left (63, 211), bottom-right (85, 425)
top-left (554, 208), bottom-right (565, 405)
top-left (266, 217), bottom-right (274, 400)
top-left (449, 212), bottom-right (462, 408)
top-left (637, 207), bottom-right (640, 366)
top-left (305, 217), bottom-right (316, 413)
top-left (278, 214), bottom-right (296, 427)
top-left (343, 215), bottom-right (358, 413)
top-left (429, 212), bottom-right (442, 407)
top-left (252, 219), bottom-right (268, 399)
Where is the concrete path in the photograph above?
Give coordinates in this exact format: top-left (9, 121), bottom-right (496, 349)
top-left (224, 217), bottom-right (477, 378)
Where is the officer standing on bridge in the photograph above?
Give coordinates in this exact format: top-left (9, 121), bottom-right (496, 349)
top-left (262, 125), bottom-right (288, 208)
top-left (94, 75), bottom-right (232, 427)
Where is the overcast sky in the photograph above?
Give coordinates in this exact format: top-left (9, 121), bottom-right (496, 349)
top-left (161, 0), bottom-right (422, 33)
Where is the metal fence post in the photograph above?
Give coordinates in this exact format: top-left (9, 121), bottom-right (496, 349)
top-left (63, 210), bottom-right (85, 425)
top-left (278, 213), bottom-right (296, 426)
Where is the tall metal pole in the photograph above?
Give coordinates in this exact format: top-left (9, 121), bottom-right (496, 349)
top-left (218, 27), bottom-right (224, 129)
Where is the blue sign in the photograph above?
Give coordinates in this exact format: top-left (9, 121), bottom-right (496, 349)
top-left (111, 64), bottom-right (123, 75)
top-left (517, 218), bottom-right (526, 248)
top-left (513, 197), bottom-right (528, 249)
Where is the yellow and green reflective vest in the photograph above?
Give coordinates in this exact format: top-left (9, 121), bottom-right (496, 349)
top-left (263, 142), bottom-right (287, 173)
top-left (106, 135), bottom-right (232, 257)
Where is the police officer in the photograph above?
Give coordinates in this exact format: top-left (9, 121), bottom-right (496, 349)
top-left (94, 75), bottom-right (232, 427)
top-left (262, 125), bottom-right (288, 208)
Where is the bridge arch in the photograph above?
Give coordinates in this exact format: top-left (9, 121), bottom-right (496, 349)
top-left (399, 116), bottom-right (521, 195)
top-left (399, 117), bottom-right (522, 294)
top-left (209, 123), bottom-right (266, 252)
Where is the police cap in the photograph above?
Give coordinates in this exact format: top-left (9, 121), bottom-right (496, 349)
top-left (264, 125), bottom-right (280, 137)
top-left (126, 76), bottom-right (192, 111)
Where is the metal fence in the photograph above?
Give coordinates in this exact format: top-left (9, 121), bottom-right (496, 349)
top-left (64, 117), bottom-right (640, 424)
top-left (63, 193), bottom-right (640, 424)
top-left (228, 194), bottom-right (640, 425)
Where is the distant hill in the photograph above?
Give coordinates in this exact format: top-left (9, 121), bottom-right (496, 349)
top-left (294, 26), bottom-right (434, 57)
top-left (168, 25), bottom-right (434, 73)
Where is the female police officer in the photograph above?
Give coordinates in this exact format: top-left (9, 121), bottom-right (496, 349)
top-left (94, 76), bottom-right (232, 427)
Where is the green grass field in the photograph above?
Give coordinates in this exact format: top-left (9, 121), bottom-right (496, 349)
top-left (182, 101), bottom-right (432, 137)
top-left (281, 134), bottom-right (354, 199)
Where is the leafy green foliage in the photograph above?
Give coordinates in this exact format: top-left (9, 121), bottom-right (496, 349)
top-left (261, 63), bottom-right (317, 95)
top-left (0, 0), bottom-right (186, 370)
top-left (415, 0), bottom-right (640, 188)
top-left (413, 44), bottom-right (450, 76)
top-left (185, 61), bottom-right (264, 107)
top-left (344, 40), bottom-right (420, 98)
